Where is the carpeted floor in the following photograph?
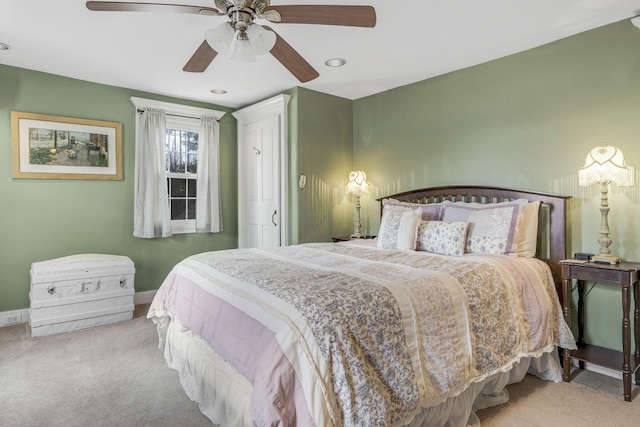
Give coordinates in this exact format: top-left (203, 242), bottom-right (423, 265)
top-left (1, 305), bottom-right (639, 426)
top-left (476, 369), bottom-right (640, 426)
top-left (0, 305), bottom-right (211, 427)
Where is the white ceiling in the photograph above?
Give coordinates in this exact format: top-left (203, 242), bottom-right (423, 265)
top-left (1, 1), bottom-right (639, 109)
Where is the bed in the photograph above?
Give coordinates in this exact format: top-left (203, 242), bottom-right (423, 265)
top-left (148, 185), bottom-right (577, 426)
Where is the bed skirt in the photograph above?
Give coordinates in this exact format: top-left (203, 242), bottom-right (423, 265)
top-left (154, 316), bottom-right (563, 427)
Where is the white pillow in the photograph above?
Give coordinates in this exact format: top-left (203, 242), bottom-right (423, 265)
top-left (416, 221), bottom-right (469, 256)
top-left (377, 207), bottom-right (421, 250)
top-left (441, 199), bottom-right (528, 255)
top-left (382, 198), bottom-right (442, 221)
top-left (516, 201), bottom-right (541, 257)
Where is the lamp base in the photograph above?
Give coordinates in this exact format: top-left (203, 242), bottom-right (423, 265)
top-left (591, 253), bottom-right (621, 264)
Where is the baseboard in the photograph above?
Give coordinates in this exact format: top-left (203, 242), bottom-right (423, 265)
top-left (134, 290), bottom-right (157, 305)
top-left (0, 290), bottom-right (157, 328)
top-left (572, 358), bottom-right (623, 380)
top-left (0, 308), bottom-right (30, 327)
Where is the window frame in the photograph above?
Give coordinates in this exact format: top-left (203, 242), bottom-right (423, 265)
top-left (165, 115), bottom-right (200, 234)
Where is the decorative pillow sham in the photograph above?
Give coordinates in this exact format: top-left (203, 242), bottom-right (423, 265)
top-left (377, 206), bottom-right (421, 250)
top-left (441, 199), bottom-right (528, 255)
top-left (382, 198), bottom-right (442, 221)
top-left (516, 201), bottom-right (541, 257)
top-left (416, 221), bottom-right (469, 256)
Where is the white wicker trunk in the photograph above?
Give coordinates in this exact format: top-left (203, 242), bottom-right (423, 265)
top-left (29, 254), bottom-right (135, 337)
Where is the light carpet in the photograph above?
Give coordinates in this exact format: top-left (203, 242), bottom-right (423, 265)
top-left (1, 306), bottom-right (638, 426)
top-left (0, 306), bottom-right (210, 427)
top-left (477, 369), bottom-right (639, 426)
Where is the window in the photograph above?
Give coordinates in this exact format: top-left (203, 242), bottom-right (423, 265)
top-left (165, 116), bottom-right (200, 234)
top-left (131, 96), bottom-right (225, 239)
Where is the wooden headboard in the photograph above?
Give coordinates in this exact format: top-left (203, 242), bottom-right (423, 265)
top-left (377, 185), bottom-right (572, 295)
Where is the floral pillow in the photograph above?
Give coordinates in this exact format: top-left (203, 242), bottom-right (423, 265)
top-left (441, 199), bottom-right (528, 255)
top-left (416, 221), bottom-right (469, 256)
top-left (377, 206), bottom-right (421, 250)
top-left (382, 198), bottom-right (442, 221)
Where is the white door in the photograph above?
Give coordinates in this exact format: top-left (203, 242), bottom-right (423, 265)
top-left (234, 94), bottom-right (290, 249)
top-left (240, 116), bottom-right (281, 248)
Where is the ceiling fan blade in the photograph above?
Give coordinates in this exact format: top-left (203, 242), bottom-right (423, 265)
top-left (183, 41), bottom-right (218, 72)
top-left (86, 1), bottom-right (224, 16)
top-left (264, 5), bottom-right (376, 27)
top-left (264, 26), bottom-right (319, 83)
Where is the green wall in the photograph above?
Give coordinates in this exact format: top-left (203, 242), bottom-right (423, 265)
top-left (0, 68), bottom-right (355, 313)
top-left (287, 87), bottom-right (353, 244)
top-left (353, 19), bottom-right (640, 352)
top-left (0, 64), bottom-right (238, 312)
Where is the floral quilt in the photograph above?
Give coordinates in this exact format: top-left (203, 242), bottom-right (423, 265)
top-left (150, 241), bottom-right (575, 426)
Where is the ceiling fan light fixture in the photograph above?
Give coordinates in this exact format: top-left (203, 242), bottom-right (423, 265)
top-left (205, 22), bottom-right (235, 55)
top-left (230, 30), bottom-right (256, 62)
top-left (247, 23), bottom-right (276, 55)
top-left (86, 0), bottom-right (377, 81)
top-left (259, 9), bottom-right (281, 22)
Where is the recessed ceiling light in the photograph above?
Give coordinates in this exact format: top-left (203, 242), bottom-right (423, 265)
top-left (325, 58), bottom-right (346, 67)
top-left (210, 89), bottom-right (227, 95)
top-left (0, 42), bottom-right (10, 50)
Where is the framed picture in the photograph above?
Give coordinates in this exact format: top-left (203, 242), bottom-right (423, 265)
top-left (11, 111), bottom-right (123, 180)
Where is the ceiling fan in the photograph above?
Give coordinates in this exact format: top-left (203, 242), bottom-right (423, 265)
top-left (86, 1), bottom-right (376, 83)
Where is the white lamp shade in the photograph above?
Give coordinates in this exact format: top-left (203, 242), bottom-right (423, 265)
top-left (230, 31), bottom-right (256, 62)
top-left (247, 23), bottom-right (276, 55)
top-left (346, 170), bottom-right (369, 196)
top-left (205, 22), bottom-right (235, 55)
top-left (578, 145), bottom-right (632, 186)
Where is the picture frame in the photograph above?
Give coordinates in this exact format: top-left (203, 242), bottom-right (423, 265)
top-left (11, 111), bottom-right (123, 180)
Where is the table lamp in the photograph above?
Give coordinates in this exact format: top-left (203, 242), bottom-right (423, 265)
top-left (578, 144), bottom-right (632, 264)
top-left (346, 170), bottom-right (369, 238)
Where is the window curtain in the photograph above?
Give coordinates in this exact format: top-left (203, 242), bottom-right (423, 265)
top-left (133, 108), bottom-right (172, 238)
top-left (196, 115), bottom-right (223, 233)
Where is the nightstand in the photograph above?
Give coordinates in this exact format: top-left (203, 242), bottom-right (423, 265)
top-left (331, 236), bottom-right (376, 242)
top-left (560, 260), bottom-right (640, 401)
